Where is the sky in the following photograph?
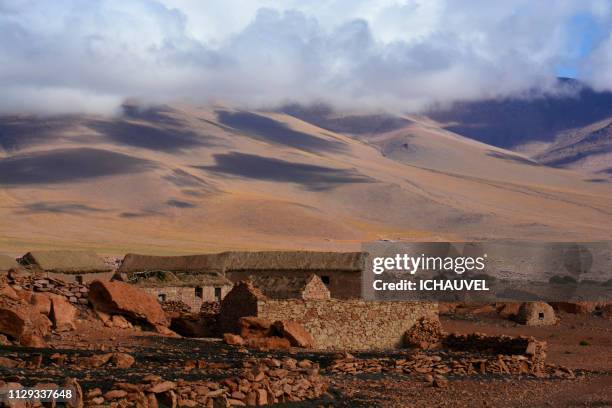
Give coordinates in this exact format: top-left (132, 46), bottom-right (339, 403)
top-left (2, 0), bottom-right (612, 115)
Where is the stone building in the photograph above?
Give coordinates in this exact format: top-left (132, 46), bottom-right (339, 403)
top-left (249, 274), bottom-right (330, 300)
top-left (219, 281), bottom-right (438, 350)
top-left (118, 251), bottom-right (366, 299)
top-left (516, 302), bottom-right (557, 326)
top-left (115, 270), bottom-right (233, 313)
top-left (19, 250), bottom-right (113, 283)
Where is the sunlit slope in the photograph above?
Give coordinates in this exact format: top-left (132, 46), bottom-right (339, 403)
top-left (1, 104), bottom-right (611, 255)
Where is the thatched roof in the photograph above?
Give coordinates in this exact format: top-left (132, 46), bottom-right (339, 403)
top-left (119, 253), bottom-right (226, 274)
top-left (223, 251), bottom-right (365, 271)
top-left (21, 250), bottom-right (111, 274)
top-left (249, 274), bottom-right (329, 299)
top-left (0, 255), bottom-right (19, 272)
top-left (124, 270), bottom-right (232, 288)
top-left (118, 251), bottom-right (365, 274)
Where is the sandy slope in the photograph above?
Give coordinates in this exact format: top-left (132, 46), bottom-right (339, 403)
top-left (1, 105), bottom-right (611, 256)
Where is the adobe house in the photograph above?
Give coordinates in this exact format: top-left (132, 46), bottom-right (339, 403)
top-left (115, 269), bottom-right (233, 313)
top-left (19, 250), bottom-right (113, 283)
top-left (219, 281), bottom-right (438, 350)
top-left (249, 274), bottom-right (330, 300)
top-left (118, 251), bottom-right (367, 299)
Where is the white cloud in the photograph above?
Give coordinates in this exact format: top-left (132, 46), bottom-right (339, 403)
top-left (0, 0), bottom-right (611, 114)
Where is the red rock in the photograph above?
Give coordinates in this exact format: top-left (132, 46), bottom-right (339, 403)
top-left (0, 285), bottom-right (19, 300)
top-left (88, 280), bottom-right (169, 327)
top-left (0, 356), bottom-right (19, 368)
top-left (0, 296), bottom-right (51, 347)
top-left (64, 377), bottom-right (84, 408)
top-left (272, 320), bottom-right (314, 348)
top-left (111, 352), bottom-right (135, 368)
top-left (49, 294), bottom-right (77, 332)
top-left (550, 302), bottom-right (596, 314)
top-left (110, 315), bottom-right (132, 329)
top-left (239, 316), bottom-right (272, 339)
top-left (105, 389), bottom-right (128, 399)
top-left (30, 293), bottom-right (52, 315)
top-left (149, 381), bottom-right (176, 394)
top-left (245, 336), bottom-right (291, 350)
top-left (224, 333), bottom-right (245, 346)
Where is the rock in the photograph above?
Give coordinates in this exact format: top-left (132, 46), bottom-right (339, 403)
top-left (272, 320), bottom-right (314, 348)
top-left (104, 389), bottom-right (128, 399)
top-left (49, 294), bottom-right (77, 332)
top-left (0, 295), bottom-right (51, 346)
top-left (64, 378), bottom-right (83, 408)
top-left (0, 285), bottom-right (20, 301)
top-left (403, 317), bottom-right (443, 349)
top-left (550, 302), bottom-right (596, 315)
top-left (516, 302), bottom-right (557, 326)
top-left (111, 352), bottom-right (135, 368)
top-left (224, 333), bottom-right (245, 346)
top-left (78, 353), bottom-right (113, 368)
top-left (0, 356), bottom-right (19, 368)
top-left (110, 315), bottom-right (132, 329)
top-left (149, 381), bottom-right (177, 394)
top-left (238, 316), bottom-right (272, 339)
top-left (88, 280), bottom-right (169, 327)
top-left (30, 293), bottom-right (52, 315)
top-left (245, 336), bottom-right (291, 350)
top-left (154, 324), bottom-right (181, 337)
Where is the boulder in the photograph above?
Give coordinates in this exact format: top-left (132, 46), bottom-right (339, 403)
top-left (238, 316), bottom-right (272, 339)
top-left (0, 295), bottom-right (50, 347)
top-left (30, 293), bottom-right (52, 316)
top-left (49, 294), bottom-right (77, 331)
top-left (272, 320), bottom-right (314, 348)
top-left (516, 302), bottom-right (557, 326)
top-left (224, 333), bottom-right (245, 346)
top-left (111, 352), bottom-right (135, 369)
top-left (88, 280), bottom-right (169, 327)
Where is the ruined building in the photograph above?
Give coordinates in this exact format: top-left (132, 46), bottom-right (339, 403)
top-left (219, 281), bottom-right (438, 350)
top-left (118, 251), bottom-right (366, 299)
top-left (114, 269), bottom-right (233, 313)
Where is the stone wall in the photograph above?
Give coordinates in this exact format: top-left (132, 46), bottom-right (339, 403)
top-left (143, 286), bottom-right (230, 313)
top-left (226, 270), bottom-right (360, 299)
top-left (256, 299), bottom-right (438, 350)
top-left (47, 271), bottom-right (114, 284)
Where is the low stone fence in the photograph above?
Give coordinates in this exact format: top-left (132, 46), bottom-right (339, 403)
top-left (256, 299), bottom-right (438, 350)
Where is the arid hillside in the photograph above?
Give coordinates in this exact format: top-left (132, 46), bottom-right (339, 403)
top-left (1, 103), bottom-right (611, 255)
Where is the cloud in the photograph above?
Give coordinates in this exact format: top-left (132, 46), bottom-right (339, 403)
top-left (1, 0), bottom-right (612, 114)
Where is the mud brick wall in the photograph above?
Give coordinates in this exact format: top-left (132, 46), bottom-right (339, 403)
top-left (256, 299), bottom-right (438, 350)
top-left (143, 286), bottom-right (229, 313)
top-left (226, 270), bottom-right (361, 299)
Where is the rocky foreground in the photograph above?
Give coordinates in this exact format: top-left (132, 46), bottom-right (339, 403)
top-left (0, 271), bottom-right (610, 407)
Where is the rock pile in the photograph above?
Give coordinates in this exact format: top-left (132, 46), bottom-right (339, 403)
top-left (81, 357), bottom-right (327, 407)
top-left (0, 276), bottom-right (80, 347)
top-left (223, 316), bottom-right (314, 350)
top-left (161, 300), bottom-right (192, 314)
top-left (328, 351), bottom-right (573, 381)
top-left (403, 317), bottom-right (444, 349)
